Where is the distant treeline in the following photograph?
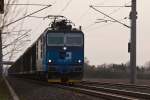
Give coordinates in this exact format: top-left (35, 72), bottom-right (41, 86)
top-left (84, 61), bottom-right (150, 79)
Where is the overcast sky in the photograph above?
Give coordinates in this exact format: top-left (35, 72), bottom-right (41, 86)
top-left (6, 0), bottom-right (150, 66)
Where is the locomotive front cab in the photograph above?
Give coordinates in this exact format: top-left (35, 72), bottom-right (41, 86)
top-left (46, 31), bottom-right (84, 83)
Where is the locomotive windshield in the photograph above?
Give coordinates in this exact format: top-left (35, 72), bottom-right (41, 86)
top-left (47, 33), bottom-right (64, 46)
top-left (47, 33), bottom-right (83, 46)
top-left (66, 33), bottom-right (83, 46)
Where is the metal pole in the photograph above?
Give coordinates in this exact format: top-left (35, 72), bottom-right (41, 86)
top-left (0, 0), bottom-right (4, 76)
top-left (0, 29), bottom-right (3, 76)
top-left (130, 0), bottom-right (137, 84)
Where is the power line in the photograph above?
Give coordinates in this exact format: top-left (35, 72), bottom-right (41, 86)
top-left (90, 5), bottom-right (130, 28)
top-left (6, 4), bottom-right (50, 7)
top-left (94, 1), bottom-right (131, 8)
top-left (102, 7), bottom-right (123, 19)
top-left (84, 17), bottom-right (128, 32)
top-left (84, 1), bottom-right (130, 29)
top-left (95, 19), bottom-right (117, 23)
top-left (96, 0), bottom-right (110, 5)
top-left (28, 16), bottom-right (45, 19)
top-left (2, 29), bottom-right (31, 34)
top-left (0, 4), bottom-right (52, 29)
top-left (84, 6), bottom-right (128, 30)
top-left (92, 5), bottom-right (131, 7)
top-left (76, 8), bottom-right (90, 22)
top-left (59, 0), bottom-right (72, 14)
top-left (83, 0), bottom-right (131, 30)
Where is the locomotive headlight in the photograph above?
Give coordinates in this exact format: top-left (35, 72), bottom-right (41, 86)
top-left (78, 60), bottom-right (82, 63)
top-left (63, 46), bottom-right (67, 50)
top-left (48, 59), bottom-right (52, 63)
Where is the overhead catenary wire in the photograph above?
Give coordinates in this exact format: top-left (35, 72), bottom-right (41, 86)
top-left (93, 0), bottom-right (132, 8)
top-left (0, 4), bottom-right (52, 29)
top-left (59, 0), bottom-right (72, 14)
top-left (83, 0), bottom-right (131, 30)
top-left (90, 5), bottom-right (130, 28)
top-left (96, 0), bottom-right (110, 6)
top-left (83, 1), bottom-right (130, 30)
top-left (84, 17), bottom-right (129, 32)
top-left (6, 4), bottom-right (51, 7)
top-left (102, 7), bottom-right (124, 19)
top-left (2, 29), bottom-right (31, 34)
top-left (77, 0), bottom-right (110, 22)
top-left (83, 6), bottom-right (127, 30)
top-left (28, 16), bottom-right (46, 19)
top-left (92, 5), bottom-right (131, 7)
top-left (76, 8), bottom-right (90, 22)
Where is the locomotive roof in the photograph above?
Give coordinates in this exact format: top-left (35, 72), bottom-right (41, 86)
top-left (46, 29), bottom-right (83, 34)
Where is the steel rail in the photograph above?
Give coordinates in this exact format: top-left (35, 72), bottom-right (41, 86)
top-left (54, 84), bottom-right (137, 100)
top-left (75, 84), bottom-right (150, 99)
top-left (81, 81), bottom-right (150, 90)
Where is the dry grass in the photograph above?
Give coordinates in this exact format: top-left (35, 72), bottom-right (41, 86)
top-left (0, 76), bottom-right (11, 100)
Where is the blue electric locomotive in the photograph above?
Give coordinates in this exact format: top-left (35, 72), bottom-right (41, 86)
top-left (9, 16), bottom-right (84, 83)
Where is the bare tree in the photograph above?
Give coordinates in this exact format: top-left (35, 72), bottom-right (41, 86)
top-left (0, 0), bottom-right (31, 76)
top-left (144, 61), bottom-right (150, 72)
top-left (1, 0), bottom-right (30, 62)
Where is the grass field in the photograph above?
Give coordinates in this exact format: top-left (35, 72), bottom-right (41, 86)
top-left (0, 76), bottom-right (11, 100)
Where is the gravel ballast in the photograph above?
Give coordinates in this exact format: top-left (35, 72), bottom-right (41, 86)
top-left (7, 77), bottom-right (102, 100)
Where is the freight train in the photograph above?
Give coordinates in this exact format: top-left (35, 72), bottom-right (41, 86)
top-left (8, 15), bottom-right (84, 83)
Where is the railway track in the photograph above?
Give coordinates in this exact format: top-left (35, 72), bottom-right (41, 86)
top-left (76, 84), bottom-right (150, 99)
top-left (10, 78), bottom-right (150, 100)
top-left (82, 80), bottom-right (150, 89)
top-left (81, 81), bottom-right (150, 93)
top-left (53, 84), bottom-right (136, 100)
top-left (53, 83), bottom-right (150, 100)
